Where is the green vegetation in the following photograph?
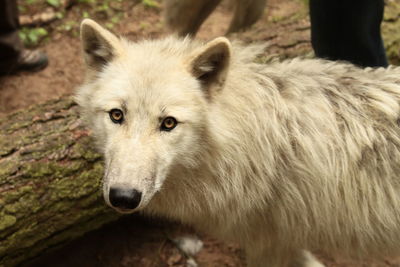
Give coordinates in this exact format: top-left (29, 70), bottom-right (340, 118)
top-left (18, 0), bottom-right (163, 47)
top-left (19, 27), bottom-right (48, 47)
top-left (46, 0), bottom-right (61, 8)
top-left (142, 0), bottom-right (160, 8)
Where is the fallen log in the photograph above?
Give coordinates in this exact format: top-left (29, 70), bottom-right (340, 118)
top-left (0, 97), bottom-right (119, 267)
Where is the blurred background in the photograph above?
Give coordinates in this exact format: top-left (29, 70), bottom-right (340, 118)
top-left (1, 0), bottom-right (400, 116)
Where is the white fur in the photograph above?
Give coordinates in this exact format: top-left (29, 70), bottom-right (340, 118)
top-left (76, 20), bottom-right (400, 267)
top-left (173, 236), bottom-right (203, 256)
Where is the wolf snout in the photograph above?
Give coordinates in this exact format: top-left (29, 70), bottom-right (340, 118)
top-left (109, 186), bottom-right (142, 211)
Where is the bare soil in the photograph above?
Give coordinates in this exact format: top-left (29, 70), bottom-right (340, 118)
top-left (2, 0), bottom-right (400, 266)
top-left (0, 0), bottom-right (312, 114)
top-left (26, 215), bottom-right (245, 267)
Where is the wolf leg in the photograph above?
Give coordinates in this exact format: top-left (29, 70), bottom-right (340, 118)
top-left (164, 0), bottom-right (222, 37)
top-left (227, 0), bottom-right (267, 33)
top-left (292, 250), bottom-right (325, 267)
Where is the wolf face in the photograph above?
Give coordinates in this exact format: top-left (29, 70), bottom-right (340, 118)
top-left (76, 19), bottom-right (231, 213)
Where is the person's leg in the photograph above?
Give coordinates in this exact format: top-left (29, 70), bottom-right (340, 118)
top-left (0, 0), bottom-right (23, 72)
top-left (309, 0), bottom-right (339, 62)
top-left (0, 0), bottom-right (48, 75)
top-left (310, 0), bottom-right (387, 68)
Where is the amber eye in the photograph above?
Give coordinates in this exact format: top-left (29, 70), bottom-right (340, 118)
top-left (109, 109), bottom-right (124, 124)
top-left (161, 117), bottom-right (178, 131)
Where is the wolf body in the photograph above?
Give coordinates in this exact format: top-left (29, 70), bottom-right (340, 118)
top-left (164, 0), bottom-right (267, 36)
top-left (76, 19), bottom-right (400, 267)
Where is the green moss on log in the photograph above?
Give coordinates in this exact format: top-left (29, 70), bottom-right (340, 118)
top-left (383, 1), bottom-right (400, 65)
top-left (0, 97), bottom-right (120, 267)
top-left (0, 215), bottom-right (16, 231)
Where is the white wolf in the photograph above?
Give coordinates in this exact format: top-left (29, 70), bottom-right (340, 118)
top-left (76, 19), bottom-right (400, 267)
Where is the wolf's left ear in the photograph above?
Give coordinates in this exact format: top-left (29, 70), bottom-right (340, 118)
top-left (80, 19), bottom-right (123, 71)
top-left (186, 37), bottom-right (231, 94)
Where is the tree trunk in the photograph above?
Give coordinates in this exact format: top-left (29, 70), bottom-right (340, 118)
top-left (382, 0), bottom-right (400, 65)
top-left (0, 97), bottom-right (118, 267)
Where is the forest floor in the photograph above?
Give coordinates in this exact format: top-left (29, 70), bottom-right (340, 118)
top-left (2, 0), bottom-right (400, 266)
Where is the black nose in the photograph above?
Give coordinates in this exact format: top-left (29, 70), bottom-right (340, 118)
top-left (109, 187), bottom-right (142, 210)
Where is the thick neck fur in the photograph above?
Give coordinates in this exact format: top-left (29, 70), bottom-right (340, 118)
top-left (147, 42), bottom-right (400, 255)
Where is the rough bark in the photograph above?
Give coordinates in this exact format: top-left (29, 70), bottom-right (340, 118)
top-left (382, 0), bottom-right (400, 65)
top-left (0, 97), bottom-right (118, 267)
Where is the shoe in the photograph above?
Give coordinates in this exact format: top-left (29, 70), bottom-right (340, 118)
top-left (16, 49), bottom-right (49, 72)
top-left (0, 49), bottom-right (48, 76)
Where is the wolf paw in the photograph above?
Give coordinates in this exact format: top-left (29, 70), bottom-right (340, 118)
top-left (301, 250), bottom-right (325, 267)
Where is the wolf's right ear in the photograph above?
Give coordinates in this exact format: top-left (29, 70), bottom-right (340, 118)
top-left (80, 19), bottom-right (123, 71)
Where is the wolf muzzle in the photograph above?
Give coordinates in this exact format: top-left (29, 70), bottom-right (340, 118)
top-left (109, 186), bottom-right (142, 210)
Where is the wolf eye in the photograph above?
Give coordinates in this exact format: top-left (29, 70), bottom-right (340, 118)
top-left (161, 117), bottom-right (178, 131)
top-left (109, 109), bottom-right (124, 124)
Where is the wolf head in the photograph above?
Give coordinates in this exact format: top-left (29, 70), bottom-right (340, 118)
top-left (76, 19), bottom-right (232, 213)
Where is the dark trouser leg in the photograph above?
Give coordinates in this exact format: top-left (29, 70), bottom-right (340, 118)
top-left (0, 0), bottom-right (22, 72)
top-left (310, 0), bottom-right (388, 68)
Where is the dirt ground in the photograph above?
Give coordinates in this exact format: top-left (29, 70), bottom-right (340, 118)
top-left (0, 0), bottom-right (312, 114)
top-left (26, 215), bottom-right (245, 267)
top-left (24, 214), bottom-right (400, 267)
top-left (3, 0), bottom-right (400, 266)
